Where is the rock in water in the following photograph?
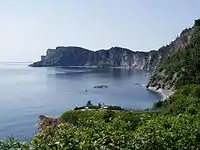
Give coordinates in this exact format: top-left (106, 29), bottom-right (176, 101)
top-left (94, 85), bottom-right (108, 89)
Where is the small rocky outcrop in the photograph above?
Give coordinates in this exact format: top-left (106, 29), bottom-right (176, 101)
top-left (94, 85), bottom-right (108, 89)
top-left (36, 115), bottom-right (62, 133)
top-left (146, 73), bottom-right (177, 91)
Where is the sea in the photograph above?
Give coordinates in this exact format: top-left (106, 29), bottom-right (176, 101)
top-left (0, 62), bottom-right (161, 140)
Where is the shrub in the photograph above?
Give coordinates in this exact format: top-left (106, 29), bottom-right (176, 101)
top-left (107, 105), bottom-right (123, 110)
top-left (153, 100), bottom-right (164, 109)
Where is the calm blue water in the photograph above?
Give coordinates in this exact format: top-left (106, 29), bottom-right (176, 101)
top-left (0, 63), bottom-right (160, 140)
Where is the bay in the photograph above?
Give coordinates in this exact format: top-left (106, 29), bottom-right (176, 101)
top-left (0, 63), bottom-right (160, 140)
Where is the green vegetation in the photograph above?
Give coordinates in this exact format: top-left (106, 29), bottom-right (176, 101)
top-left (74, 101), bottom-right (123, 111)
top-left (0, 137), bottom-right (29, 149)
top-left (1, 19), bottom-right (200, 149)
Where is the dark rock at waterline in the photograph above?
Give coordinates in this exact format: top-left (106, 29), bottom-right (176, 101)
top-left (94, 85), bottom-right (108, 89)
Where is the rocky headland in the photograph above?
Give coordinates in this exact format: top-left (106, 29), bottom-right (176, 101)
top-left (30, 27), bottom-right (192, 73)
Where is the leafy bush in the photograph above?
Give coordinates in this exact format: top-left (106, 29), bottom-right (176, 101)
top-left (153, 100), bottom-right (164, 109)
top-left (134, 114), bottom-right (200, 149)
top-left (106, 105), bottom-right (123, 110)
top-left (0, 137), bottom-right (30, 149)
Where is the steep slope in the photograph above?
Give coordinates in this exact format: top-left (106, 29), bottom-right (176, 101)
top-left (31, 46), bottom-right (148, 69)
top-left (30, 27), bottom-right (193, 70)
top-left (147, 20), bottom-right (200, 90)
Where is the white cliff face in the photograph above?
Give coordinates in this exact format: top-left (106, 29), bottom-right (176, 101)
top-left (30, 27), bottom-right (193, 70)
top-left (46, 49), bottom-right (57, 59)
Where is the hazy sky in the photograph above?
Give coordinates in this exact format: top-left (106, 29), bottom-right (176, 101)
top-left (0, 0), bottom-right (200, 62)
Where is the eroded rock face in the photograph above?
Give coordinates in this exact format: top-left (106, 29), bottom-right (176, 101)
top-left (146, 72), bottom-right (177, 91)
top-left (30, 46), bottom-right (149, 69)
top-left (36, 115), bottom-right (62, 133)
top-left (30, 27), bottom-right (193, 72)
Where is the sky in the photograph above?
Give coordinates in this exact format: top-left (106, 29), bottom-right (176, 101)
top-left (0, 0), bottom-right (200, 62)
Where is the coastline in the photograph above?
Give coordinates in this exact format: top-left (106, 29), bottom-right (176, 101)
top-left (147, 86), bottom-right (174, 101)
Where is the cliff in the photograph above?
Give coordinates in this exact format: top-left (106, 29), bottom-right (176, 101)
top-left (147, 20), bottom-right (200, 90)
top-left (30, 27), bottom-right (193, 70)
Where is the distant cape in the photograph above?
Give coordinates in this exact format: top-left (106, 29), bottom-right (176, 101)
top-left (30, 27), bottom-right (192, 71)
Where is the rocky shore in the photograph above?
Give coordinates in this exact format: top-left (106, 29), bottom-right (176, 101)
top-left (147, 86), bottom-right (174, 101)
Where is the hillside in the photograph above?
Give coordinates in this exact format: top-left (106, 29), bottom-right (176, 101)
top-left (30, 28), bottom-right (192, 71)
top-left (147, 19), bottom-right (200, 90)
